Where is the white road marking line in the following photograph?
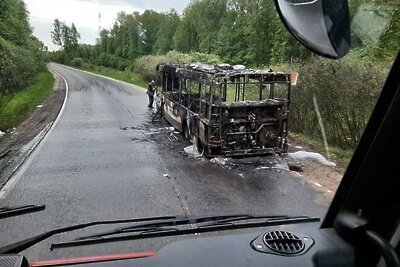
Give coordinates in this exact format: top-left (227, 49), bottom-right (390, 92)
top-left (0, 66), bottom-right (69, 200)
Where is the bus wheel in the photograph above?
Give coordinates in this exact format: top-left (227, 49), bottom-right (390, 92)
top-left (183, 122), bottom-right (190, 140)
top-left (195, 137), bottom-right (205, 156)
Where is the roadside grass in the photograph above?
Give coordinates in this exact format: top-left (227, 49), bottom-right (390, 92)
top-left (289, 132), bottom-right (353, 167)
top-left (0, 71), bottom-right (54, 131)
top-left (78, 63), bottom-right (148, 88)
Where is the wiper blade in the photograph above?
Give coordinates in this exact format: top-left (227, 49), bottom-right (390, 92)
top-left (200, 215), bottom-right (307, 226)
top-left (73, 214), bottom-right (263, 241)
top-left (0, 215), bottom-right (176, 254)
top-left (0, 205), bottom-right (45, 219)
top-left (50, 215), bottom-right (319, 250)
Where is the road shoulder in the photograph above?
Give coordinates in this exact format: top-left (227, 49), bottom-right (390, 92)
top-left (0, 70), bottom-right (66, 189)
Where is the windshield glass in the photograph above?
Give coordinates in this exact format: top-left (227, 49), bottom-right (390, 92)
top-left (0, 0), bottom-right (398, 260)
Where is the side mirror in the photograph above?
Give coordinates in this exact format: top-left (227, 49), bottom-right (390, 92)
top-left (274, 0), bottom-right (351, 59)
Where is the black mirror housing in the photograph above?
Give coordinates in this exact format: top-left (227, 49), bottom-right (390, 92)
top-left (274, 0), bottom-right (351, 59)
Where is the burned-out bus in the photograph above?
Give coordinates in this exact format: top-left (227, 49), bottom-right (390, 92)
top-left (156, 63), bottom-right (297, 157)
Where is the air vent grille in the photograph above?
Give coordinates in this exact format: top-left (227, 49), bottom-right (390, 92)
top-left (263, 231), bottom-right (305, 254)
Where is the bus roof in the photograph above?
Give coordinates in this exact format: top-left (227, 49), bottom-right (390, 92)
top-left (157, 63), bottom-right (291, 84)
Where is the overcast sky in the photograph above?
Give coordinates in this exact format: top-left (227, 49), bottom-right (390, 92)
top-left (25, 0), bottom-right (189, 51)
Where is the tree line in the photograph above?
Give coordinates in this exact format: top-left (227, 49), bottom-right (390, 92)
top-left (49, 0), bottom-right (398, 69)
top-left (0, 0), bottom-right (45, 106)
top-left (50, 0), bottom-right (314, 68)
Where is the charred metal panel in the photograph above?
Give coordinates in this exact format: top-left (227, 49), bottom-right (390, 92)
top-left (163, 98), bottom-right (183, 132)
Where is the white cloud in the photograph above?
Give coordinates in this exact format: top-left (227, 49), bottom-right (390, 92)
top-left (26, 0), bottom-right (141, 29)
top-left (24, 0), bottom-right (188, 50)
top-left (25, 0), bottom-right (142, 49)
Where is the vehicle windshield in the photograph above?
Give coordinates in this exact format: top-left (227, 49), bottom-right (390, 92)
top-left (0, 0), bottom-right (398, 260)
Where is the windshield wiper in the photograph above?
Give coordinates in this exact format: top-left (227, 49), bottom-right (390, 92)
top-left (0, 204), bottom-right (45, 219)
top-left (71, 214), bottom-right (292, 241)
top-left (50, 214), bottom-right (318, 250)
top-left (0, 214), bottom-right (319, 254)
top-left (0, 215), bottom-right (176, 254)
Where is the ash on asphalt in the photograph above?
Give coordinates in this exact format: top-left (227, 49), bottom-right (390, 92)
top-left (128, 110), bottom-right (305, 179)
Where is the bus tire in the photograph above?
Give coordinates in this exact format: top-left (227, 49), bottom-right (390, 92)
top-left (195, 137), bottom-right (205, 157)
top-left (183, 121), bottom-right (190, 140)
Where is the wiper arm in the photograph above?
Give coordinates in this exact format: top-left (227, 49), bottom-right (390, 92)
top-left (0, 215), bottom-right (176, 254)
top-left (0, 205), bottom-right (45, 219)
top-left (51, 215), bottom-right (319, 250)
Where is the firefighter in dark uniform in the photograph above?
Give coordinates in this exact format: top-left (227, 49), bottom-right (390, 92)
top-left (147, 80), bottom-right (156, 108)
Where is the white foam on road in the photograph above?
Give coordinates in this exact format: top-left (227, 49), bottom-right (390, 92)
top-left (184, 144), bottom-right (202, 158)
top-left (288, 151), bottom-right (336, 167)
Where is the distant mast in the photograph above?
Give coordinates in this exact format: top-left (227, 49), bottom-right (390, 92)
top-left (96, 12), bottom-right (102, 44)
top-left (98, 12), bottom-right (102, 35)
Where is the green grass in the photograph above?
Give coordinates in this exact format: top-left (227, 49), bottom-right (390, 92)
top-left (289, 132), bottom-right (353, 167)
top-left (78, 63), bottom-right (148, 88)
top-left (0, 71), bottom-right (55, 131)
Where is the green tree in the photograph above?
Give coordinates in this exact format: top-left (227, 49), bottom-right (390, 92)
top-left (50, 18), bottom-right (63, 47)
top-left (214, 1), bottom-right (256, 65)
top-left (137, 10), bottom-right (164, 54)
top-left (0, 0), bottom-right (44, 99)
top-left (153, 10), bottom-right (180, 54)
top-left (172, 0), bottom-right (226, 54)
top-left (98, 29), bottom-right (110, 53)
top-left (50, 19), bottom-right (81, 56)
top-left (0, 0), bottom-right (31, 46)
top-left (70, 23), bottom-right (81, 48)
top-left (173, 13), bottom-right (198, 52)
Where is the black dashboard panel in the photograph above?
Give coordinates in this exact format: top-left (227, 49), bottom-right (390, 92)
top-left (62, 225), bottom-right (355, 267)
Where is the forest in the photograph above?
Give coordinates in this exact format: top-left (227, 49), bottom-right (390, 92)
top-left (0, 0), bottom-right (45, 102)
top-left (0, 0), bottom-right (54, 130)
top-left (48, 0), bottom-right (399, 68)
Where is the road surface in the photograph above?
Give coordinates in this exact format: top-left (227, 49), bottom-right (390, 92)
top-left (0, 64), bottom-right (326, 260)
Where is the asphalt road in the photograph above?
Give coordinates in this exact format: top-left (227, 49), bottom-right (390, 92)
top-left (0, 64), bottom-right (326, 260)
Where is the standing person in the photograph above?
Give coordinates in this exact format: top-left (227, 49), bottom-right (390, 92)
top-left (147, 80), bottom-right (156, 108)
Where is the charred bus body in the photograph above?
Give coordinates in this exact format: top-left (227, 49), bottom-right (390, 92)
top-left (156, 63), bottom-right (295, 157)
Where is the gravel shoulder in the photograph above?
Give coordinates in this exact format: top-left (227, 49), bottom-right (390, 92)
top-left (287, 138), bottom-right (346, 204)
top-left (0, 71), bottom-right (66, 188)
